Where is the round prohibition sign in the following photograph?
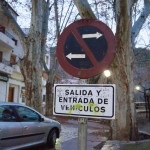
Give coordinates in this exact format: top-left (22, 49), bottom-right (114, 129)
top-left (56, 19), bottom-right (116, 79)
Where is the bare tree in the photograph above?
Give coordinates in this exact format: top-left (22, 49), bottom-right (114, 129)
top-left (73, 0), bottom-right (150, 140)
top-left (132, 0), bottom-right (150, 45)
top-left (44, 0), bottom-right (75, 116)
top-left (0, 0), bottom-right (51, 113)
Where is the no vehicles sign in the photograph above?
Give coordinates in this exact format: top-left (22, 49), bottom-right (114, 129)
top-left (56, 19), bottom-right (116, 79)
top-left (53, 84), bottom-right (115, 119)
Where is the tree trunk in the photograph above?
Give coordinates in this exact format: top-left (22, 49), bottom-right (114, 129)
top-left (45, 0), bottom-right (59, 116)
top-left (20, 36), bottom-right (43, 113)
top-left (45, 58), bottom-right (58, 116)
top-left (110, 0), bottom-right (138, 140)
top-left (19, 0), bottom-right (45, 113)
top-left (45, 76), bottom-right (53, 116)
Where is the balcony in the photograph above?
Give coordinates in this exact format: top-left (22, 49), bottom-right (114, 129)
top-left (0, 26), bottom-right (15, 51)
top-left (0, 59), bottom-right (13, 75)
top-left (0, 32), bottom-right (15, 51)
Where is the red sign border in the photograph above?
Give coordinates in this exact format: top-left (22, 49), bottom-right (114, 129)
top-left (56, 19), bottom-right (116, 79)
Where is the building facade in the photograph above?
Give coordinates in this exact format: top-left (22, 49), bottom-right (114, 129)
top-left (0, 1), bottom-right (24, 103)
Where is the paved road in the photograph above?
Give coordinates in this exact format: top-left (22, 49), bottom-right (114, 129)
top-left (26, 118), bottom-right (109, 150)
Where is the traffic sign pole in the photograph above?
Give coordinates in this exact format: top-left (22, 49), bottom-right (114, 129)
top-left (78, 79), bottom-right (87, 150)
top-left (78, 118), bottom-right (87, 150)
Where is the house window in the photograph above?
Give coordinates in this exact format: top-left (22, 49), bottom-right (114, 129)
top-left (0, 51), bottom-right (2, 62)
top-left (12, 38), bottom-right (17, 46)
top-left (43, 95), bottom-right (46, 102)
top-left (0, 26), bottom-right (5, 33)
top-left (10, 54), bottom-right (16, 65)
top-left (21, 87), bottom-right (25, 103)
top-left (46, 56), bottom-right (49, 65)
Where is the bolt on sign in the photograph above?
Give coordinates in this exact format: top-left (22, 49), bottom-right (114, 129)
top-left (53, 84), bottom-right (115, 119)
top-left (56, 19), bottom-right (116, 79)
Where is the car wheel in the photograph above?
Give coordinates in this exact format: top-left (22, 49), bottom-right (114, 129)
top-left (47, 129), bottom-right (57, 148)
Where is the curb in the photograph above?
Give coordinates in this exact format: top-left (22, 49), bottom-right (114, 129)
top-left (101, 141), bottom-right (120, 150)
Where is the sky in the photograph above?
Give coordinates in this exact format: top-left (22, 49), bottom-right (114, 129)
top-left (6, 0), bottom-right (150, 49)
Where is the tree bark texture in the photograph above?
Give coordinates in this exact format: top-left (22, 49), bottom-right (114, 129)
top-left (45, 76), bottom-right (53, 116)
top-left (132, 0), bottom-right (150, 44)
top-left (110, 0), bottom-right (138, 140)
top-left (73, 0), bottom-right (96, 19)
top-left (45, 53), bottom-right (58, 116)
top-left (19, 0), bottom-right (45, 113)
top-left (73, 0), bottom-right (138, 140)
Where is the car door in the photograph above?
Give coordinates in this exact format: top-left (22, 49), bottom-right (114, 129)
top-left (15, 106), bottom-right (47, 145)
top-left (0, 105), bottom-right (23, 149)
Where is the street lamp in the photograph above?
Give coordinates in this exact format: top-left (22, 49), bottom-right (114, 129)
top-left (135, 85), bottom-right (141, 91)
top-left (104, 70), bottom-right (111, 78)
top-left (103, 70), bottom-right (111, 83)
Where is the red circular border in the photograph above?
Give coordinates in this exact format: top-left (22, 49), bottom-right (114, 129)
top-left (56, 19), bottom-right (116, 79)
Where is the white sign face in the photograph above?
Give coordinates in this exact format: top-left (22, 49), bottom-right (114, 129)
top-left (53, 84), bottom-right (115, 119)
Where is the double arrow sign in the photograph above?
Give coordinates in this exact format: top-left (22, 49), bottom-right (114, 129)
top-left (66, 32), bottom-right (102, 60)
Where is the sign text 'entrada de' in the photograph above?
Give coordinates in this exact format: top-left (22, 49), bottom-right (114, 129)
top-left (53, 84), bottom-right (115, 119)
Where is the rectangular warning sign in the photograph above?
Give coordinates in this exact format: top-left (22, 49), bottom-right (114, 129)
top-left (53, 84), bottom-right (115, 119)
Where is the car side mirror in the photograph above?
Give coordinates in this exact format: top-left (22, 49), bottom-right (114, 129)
top-left (23, 115), bottom-right (27, 119)
top-left (40, 117), bottom-right (44, 122)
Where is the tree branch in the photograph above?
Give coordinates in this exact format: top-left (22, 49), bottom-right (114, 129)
top-left (30, 0), bottom-right (43, 33)
top-left (131, 0), bottom-right (138, 6)
top-left (59, 0), bottom-right (64, 27)
top-left (132, 0), bottom-right (150, 44)
top-left (41, 0), bottom-right (50, 69)
top-left (43, 57), bottom-right (49, 73)
top-left (54, 0), bottom-right (60, 38)
top-left (60, 0), bottom-right (72, 32)
top-left (63, 4), bottom-right (74, 29)
top-left (73, 0), bottom-right (96, 19)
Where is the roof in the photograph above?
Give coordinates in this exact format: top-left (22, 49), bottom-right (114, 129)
top-left (7, 2), bottom-right (19, 16)
top-left (0, 0), bottom-right (19, 16)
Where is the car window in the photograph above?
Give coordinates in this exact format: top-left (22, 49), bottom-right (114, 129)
top-left (15, 106), bottom-right (40, 122)
top-left (0, 106), bottom-right (17, 122)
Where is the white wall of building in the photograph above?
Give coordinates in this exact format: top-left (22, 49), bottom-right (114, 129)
top-left (0, 3), bottom-right (25, 104)
top-left (7, 27), bottom-right (24, 58)
top-left (9, 77), bottom-right (24, 103)
top-left (1, 49), bottom-right (11, 61)
top-left (45, 53), bottom-right (50, 69)
top-left (0, 81), bottom-right (8, 102)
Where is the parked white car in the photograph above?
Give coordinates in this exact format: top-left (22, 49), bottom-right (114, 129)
top-left (0, 102), bottom-right (61, 150)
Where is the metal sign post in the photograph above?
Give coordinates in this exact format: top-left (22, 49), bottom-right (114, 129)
top-left (78, 79), bottom-right (87, 150)
top-left (78, 117), bottom-right (87, 150)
